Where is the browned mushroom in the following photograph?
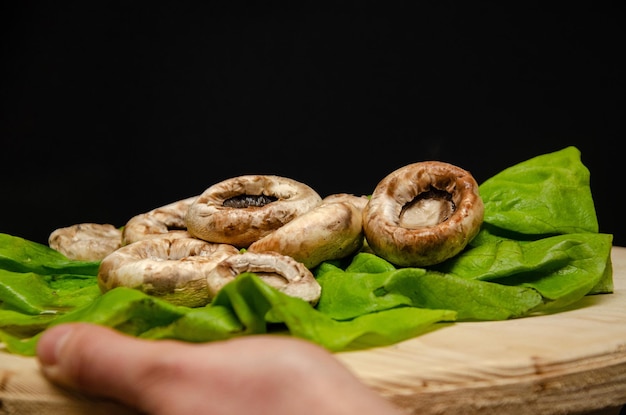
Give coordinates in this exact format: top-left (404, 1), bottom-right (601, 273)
top-left (48, 223), bottom-right (123, 261)
top-left (185, 175), bottom-right (322, 248)
top-left (206, 251), bottom-right (321, 305)
top-left (98, 236), bottom-right (239, 307)
top-left (362, 161), bottom-right (484, 267)
top-left (248, 193), bottom-right (368, 269)
top-left (122, 196), bottom-right (197, 245)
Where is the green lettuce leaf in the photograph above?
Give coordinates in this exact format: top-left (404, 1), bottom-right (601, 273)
top-left (434, 233), bottom-right (613, 310)
top-left (316, 253), bottom-right (542, 321)
top-left (0, 233), bottom-right (100, 275)
top-left (478, 146), bottom-right (599, 236)
top-left (0, 274), bottom-right (456, 355)
top-left (0, 269), bottom-right (101, 314)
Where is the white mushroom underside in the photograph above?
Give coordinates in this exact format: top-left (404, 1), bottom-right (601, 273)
top-left (98, 237), bottom-right (239, 307)
top-left (206, 252), bottom-right (321, 305)
top-left (399, 198), bottom-right (453, 228)
top-left (185, 175), bottom-right (322, 247)
top-left (362, 161), bottom-right (484, 267)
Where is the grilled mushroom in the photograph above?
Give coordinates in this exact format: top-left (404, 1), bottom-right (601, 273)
top-left (206, 251), bottom-right (321, 305)
top-left (48, 223), bottom-right (122, 261)
top-left (98, 236), bottom-right (239, 307)
top-left (185, 175), bottom-right (322, 248)
top-left (363, 161), bottom-right (484, 267)
top-left (248, 193), bottom-right (367, 269)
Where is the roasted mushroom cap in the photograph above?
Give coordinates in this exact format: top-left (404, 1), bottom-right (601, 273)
top-left (185, 175), bottom-right (322, 248)
top-left (363, 161), bottom-right (484, 267)
top-left (206, 251), bottom-right (322, 305)
top-left (98, 236), bottom-right (239, 307)
top-left (48, 223), bottom-right (123, 261)
top-left (248, 193), bottom-right (367, 269)
top-left (122, 196), bottom-right (197, 245)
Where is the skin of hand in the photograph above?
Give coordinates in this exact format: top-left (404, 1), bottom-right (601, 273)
top-left (36, 323), bottom-right (404, 415)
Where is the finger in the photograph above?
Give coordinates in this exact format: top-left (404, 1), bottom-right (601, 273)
top-left (36, 322), bottom-right (177, 408)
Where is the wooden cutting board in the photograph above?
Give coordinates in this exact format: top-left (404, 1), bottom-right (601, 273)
top-left (1, 247), bottom-right (626, 415)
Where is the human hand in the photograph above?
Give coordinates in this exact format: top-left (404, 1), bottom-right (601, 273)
top-left (36, 323), bottom-right (403, 415)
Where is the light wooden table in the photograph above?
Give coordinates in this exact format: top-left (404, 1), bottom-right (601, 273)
top-left (2, 247), bottom-right (626, 414)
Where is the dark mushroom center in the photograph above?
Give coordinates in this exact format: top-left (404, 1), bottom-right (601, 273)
top-left (223, 194), bottom-right (278, 208)
top-left (399, 188), bottom-right (455, 229)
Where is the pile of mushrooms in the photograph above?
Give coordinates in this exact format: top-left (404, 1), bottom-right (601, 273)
top-left (49, 163), bottom-right (484, 308)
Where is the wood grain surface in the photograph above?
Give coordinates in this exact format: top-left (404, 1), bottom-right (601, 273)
top-left (1, 248), bottom-right (626, 415)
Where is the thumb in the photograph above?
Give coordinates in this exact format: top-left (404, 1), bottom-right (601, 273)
top-left (36, 322), bottom-right (166, 407)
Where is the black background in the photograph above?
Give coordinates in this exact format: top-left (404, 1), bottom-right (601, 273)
top-left (1, 2), bottom-right (624, 247)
